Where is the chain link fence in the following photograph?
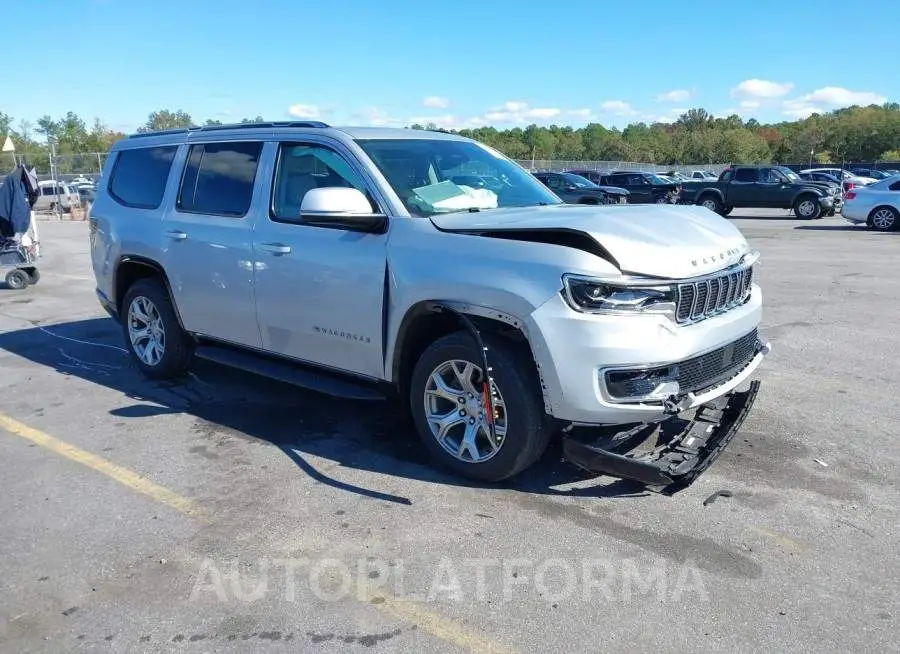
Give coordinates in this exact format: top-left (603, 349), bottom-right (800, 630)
top-left (514, 160), bottom-right (730, 174)
top-left (8, 152), bottom-right (109, 183)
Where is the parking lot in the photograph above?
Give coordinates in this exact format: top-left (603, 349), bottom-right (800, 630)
top-left (0, 210), bottom-right (897, 652)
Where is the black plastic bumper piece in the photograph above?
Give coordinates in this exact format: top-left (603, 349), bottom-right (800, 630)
top-left (562, 380), bottom-right (760, 490)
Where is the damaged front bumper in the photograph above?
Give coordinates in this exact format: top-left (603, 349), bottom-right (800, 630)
top-left (562, 378), bottom-right (761, 491)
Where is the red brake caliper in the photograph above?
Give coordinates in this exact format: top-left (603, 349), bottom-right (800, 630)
top-left (481, 380), bottom-right (494, 426)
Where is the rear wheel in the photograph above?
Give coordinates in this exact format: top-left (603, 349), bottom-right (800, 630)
top-left (868, 206), bottom-right (898, 231)
top-left (121, 277), bottom-right (194, 379)
top-left (408, 331), bottom-right (552, 482)
top-left (794, 195), bottom-right (822, 220)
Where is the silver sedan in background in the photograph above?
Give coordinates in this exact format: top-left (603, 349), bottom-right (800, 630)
top-left (842, 174), bottom-right (900, 231)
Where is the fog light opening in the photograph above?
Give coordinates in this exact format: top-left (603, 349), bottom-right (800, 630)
top-left (606, 366), bottom-right (680, 401)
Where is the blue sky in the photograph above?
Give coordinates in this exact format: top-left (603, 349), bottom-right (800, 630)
top-left (5, 0), bottom-right (897, 134)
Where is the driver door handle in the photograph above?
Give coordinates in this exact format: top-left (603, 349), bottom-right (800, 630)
top-left (258, 242), bottom-right (291, 255)
top-left (165, 230), bottom-right (187, 241)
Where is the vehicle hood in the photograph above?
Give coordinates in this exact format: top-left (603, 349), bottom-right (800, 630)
top-left (429, 203), bottom-right (752, 279)
top-left (797, 180), bottom-right (838, 195)
top-left (592, 185), bottom-right (629, 195)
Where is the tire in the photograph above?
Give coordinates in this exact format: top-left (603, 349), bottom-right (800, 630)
top-left (121, 277), bottom-right (193, 379)
top-left (720, 206), bottom-right (733, 216)
top-left (794, 195), bottom-right (822, 220)
top-left (698, 194), bottom-right (723, 215)
top-left (655, 195), bottom-right (668, 204)
top-left (408, 330), bottom-right (552, 482)
top-left (4, 269), bottom-right (29, 290)
top-left (868, 206), bottom-right (898, 232)
top-left (25, 268), bottom-right (40, 285)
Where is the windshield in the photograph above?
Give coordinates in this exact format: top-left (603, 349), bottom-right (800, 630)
top-left (356, 138), bottom-right (562, 216)
top-left (774, 166), bottom-right (801, 182)
top-left (560, 172), bottom-right (598, 188)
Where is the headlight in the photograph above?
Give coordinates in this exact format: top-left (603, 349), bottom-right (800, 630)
top-left (562, 274), bottom-right (676, 315)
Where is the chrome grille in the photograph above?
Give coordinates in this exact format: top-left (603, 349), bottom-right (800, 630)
top-left (676, 265), bottom-right (753, 324)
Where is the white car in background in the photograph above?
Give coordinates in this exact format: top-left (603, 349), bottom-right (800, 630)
top-left (841, 174), bottom-right (900, 231)
top-left (800, 168), bottom-right (877, 190)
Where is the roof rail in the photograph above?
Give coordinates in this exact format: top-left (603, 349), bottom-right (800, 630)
top-left (128, 120), bottom-right (330, 139)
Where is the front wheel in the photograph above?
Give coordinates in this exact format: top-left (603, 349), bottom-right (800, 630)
top-left (698, 195), bottom-right (723, 214)
top-left (868, 206), bottom-right (898, 231)
top-left (408, 331), bottom-right (552, 482)
top-left (794, 196), bottom-right (822, 220)
top-left (4, 269), bottom-right (29, 290)
top-left (121, 277), bottom-right (194, 379)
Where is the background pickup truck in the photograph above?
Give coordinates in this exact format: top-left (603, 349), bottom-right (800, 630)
top-left (679, 165), bottom-right (841, 218)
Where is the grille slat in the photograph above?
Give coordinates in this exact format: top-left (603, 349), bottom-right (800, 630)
top-left (676, 265), bottom-right (753, 324)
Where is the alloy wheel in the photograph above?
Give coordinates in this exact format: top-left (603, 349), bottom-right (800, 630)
top-left (127, 296), bottom-right (166, 366)
top-left (423, 359), bottom-right (507, 463)
top-left (871, 208), bottom-right (896, 230)
top-left (798, 200), bottom-right (817, 217)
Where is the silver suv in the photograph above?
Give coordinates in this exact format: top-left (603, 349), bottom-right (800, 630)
top-left (89, 121), bottom-right (769, 487)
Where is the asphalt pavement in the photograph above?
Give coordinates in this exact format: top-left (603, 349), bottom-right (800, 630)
top-left (0, 210), bottom-right (897, 652)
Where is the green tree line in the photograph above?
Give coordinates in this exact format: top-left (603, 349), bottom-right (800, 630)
top-left (3, 105), bottom-right (900, 174)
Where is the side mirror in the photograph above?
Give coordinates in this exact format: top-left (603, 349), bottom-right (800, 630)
top-left (299, 187), bottom-right (387, 233)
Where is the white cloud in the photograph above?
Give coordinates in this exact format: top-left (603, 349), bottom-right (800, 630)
top-left (524, 107), bottom-right (560, 119)
top-left (287, 104), bottom-right (321, 119)
top-left (739, 100), bottom-right (761, 109)
top-left (482, 101), bottom-right (561, 124)
top-left (600, 100), bottom-right (637, 116)
top-left (731, 79), bottom-right (794, 99)
top-left (422, 96), bottom-right (450, 109)
top-left (656, 89), bottom-right (690, 103)
top-left (502, 100), bottom-right (528, 112)
top-left (782, 86), bottom-right (886, 118)
top-left (801, 86), bottom-right (885, 107)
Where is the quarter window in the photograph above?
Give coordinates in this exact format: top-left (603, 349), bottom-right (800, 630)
top-left (177, 141), bottom-right (263, 216)
top-left (108, 146), bottom-right (178, 209)
top-left (270, 143), bottom-right (371, 222)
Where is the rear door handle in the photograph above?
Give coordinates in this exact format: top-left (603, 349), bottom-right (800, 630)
top-left (258, 242), bottom-right (291, 255)
top-left (165, 230), bottom-right (187, 241)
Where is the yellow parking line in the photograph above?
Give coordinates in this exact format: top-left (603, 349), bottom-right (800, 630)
top-left (0, 413), bottom-right (205, 520)
top-left (0, 413), bottom-right (514, 653)
top-left (367, 591), bottom-right (516, 654)
top-left (749, 526), bottom-right (806, 554)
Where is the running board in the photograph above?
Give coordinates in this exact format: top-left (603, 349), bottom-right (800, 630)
top-left (562, 381), bottom-right (760, 491)
top-left (193, 344), bottom-right (386, 401)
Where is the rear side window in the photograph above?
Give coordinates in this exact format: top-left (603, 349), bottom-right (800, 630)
top-left (108, 146), bottom-right (178, 209)
top-left (890, 180), bottom-right (900, 191)
top-left (178, 141), bottom-right (263, 216)
top-left (734, 168), bottom-right (758, 182)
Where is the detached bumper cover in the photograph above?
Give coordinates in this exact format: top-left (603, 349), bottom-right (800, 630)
top-left (562, 379), bottom-right (761, 489)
